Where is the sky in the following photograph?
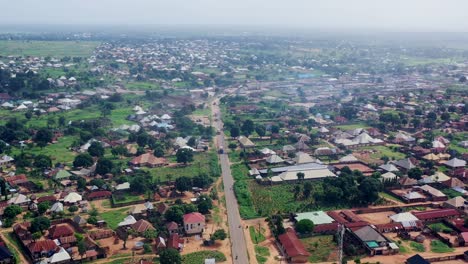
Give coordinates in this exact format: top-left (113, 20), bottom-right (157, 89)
top-left (2, 0), bottom-right (468, 32)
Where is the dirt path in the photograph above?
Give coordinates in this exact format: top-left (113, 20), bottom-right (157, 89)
top-left (0, 229), bottom-right (30, 264)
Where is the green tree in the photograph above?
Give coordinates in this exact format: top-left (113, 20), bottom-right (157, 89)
top-left (176, 148), bottom-right (194, 164)
top-left (211, 229), bottom-right (227, 241)
top-left (33, 154), bottom-right (52, 169)
top-left (78, 240), bottom-right (87, 260)
top-left (88, 142), bottom-right (104, 157)
top-left (95, 158), bottom-right (113, 175)
top-left (68, 205), bottom-right (79, 214)
top-left (34, 128), bottom-right (53, 146)
top-left (175, 176), bottom-right (192, 193)
top-left (30, 216), bottom-right (51, 233)
top-left (164, 206), bottom-right (184, 224)
top-left (153, 146), bottom-right (165, 157)
top-left (408, 168), bottom-right (423, 180)
top-left (197, 195), bottom-right (213, 214)
top-left (255, 125), bottom-right (266, 137)
top-left (3, 205), bottom-right (22, 219)
top-left (37, 202), bottom-right (50, 215)
top-left (358, 177), bottom-right (382, 204)
top-left (241, 119), bottom-right (255, 137)
top-left (296, 219), bottom-right (315, 234)
top-left (159, 248), bottom-right (182, 264)
top-left (230, 127), bottom-right (240, 138)
top-left (143, 229), bottom-right (158, 240)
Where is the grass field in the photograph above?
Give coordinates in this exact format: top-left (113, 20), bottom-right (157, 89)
top-left (333, 122), bottom-right (371, 130)
top-left (11, 135), bottom-right (77, 165)
top-left (430, 240), bottom-right (454, 253)
top-left (100, 207), bottom-right (130, 230)
top-left (0, 40), bottom-right (99, 57)
top-left (112, 193), bottom-right (144, 205)
top-left (145, 151), bottom-right (220, 181)
top-left (255, 245), bottom-right (270, 264)
top-left (181, 250), bottom-right (226, 263)
top-left (358, 145), bottom-right (406, 161)
top-left (249, 226), bottom-right (266, 244)
top-left (300, 235), bottom-right (338, 263)
top-left (410, 241), bottom-right (425, 252)
top-left (379, 192), bottom-right (405, 203)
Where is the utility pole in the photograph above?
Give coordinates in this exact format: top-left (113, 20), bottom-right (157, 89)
top-left (338, 224), bottom-right (345, 264)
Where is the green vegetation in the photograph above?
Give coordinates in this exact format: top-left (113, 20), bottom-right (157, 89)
top-left (145, 151), bottom-right (220, 181)
top-left (430, 240), bottom-right (454, 253)
top-left (428, 223), bottom-right (453, 233)
top-left (358, 145), bottom-right (406, 161)
top-left (379, 192), bottom-right (405, 203)
top-left (11, 135), bottom-right (77, 164)
top-left (255, 245), bottom-right (270, 264)
top-left (410, 242), bottom-right (425, 252)
top-left (181, 250), bottom-right (226, 264)
top-left (333, 123), bottom-right (371, 130)
top-left (300, 235), bottom-right (338, 263)
top-left (441, 188), bottom-right (462, 199)
top-left (231, 163), bottom-right (249, 181)
top-left (249, 226), bottom-right (266, 244)
top-left (100, 208), bottom-right (129, 229)
top-left (112, 193), bottom-right (143, 205)
top-left (0, 40), bottom-right (99, 57)
top-left (5, 232), bottom-right (24, 263)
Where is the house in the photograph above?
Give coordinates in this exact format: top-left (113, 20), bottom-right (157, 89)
top-left (27, 239), bottom-right (59, 260)
top-left (0, 245), bottom-right (14, 264)
top-left (443, 196), bottom-right (467, 210)
top-left (393, 158), bottom-right (416, 171)
top-left (413, 209), bottom-right (460, 223)
top-left (266, 155), bottom-right (284, 164)
top-left (73, 215), bottom-right (87, 227)
top-left (406, 254), bottom-right (430, 264)
top-left (86, 191), bottom-right (112, 200)
top-left (168, 233), bottom-right (184, 251)
top-left (379, 163), bottom-right (399, 172)
top-left (131, 219), bottom-right (156, 234)
top-left (48, 224), bottom-right (74, 239)
top-left (350, 225), bottom-right (398, 256)
top-left (130, 153), bottom-right (168, 168)
top-left (48, 247), bottom-right (71, 264)
top-left (63, 192), bottom-right (82, 204)
top-left (52, 170), bottom-right (71, 180)
top-left (183, 212), bottom-right (205, 235)
top-left (445, 158), bottom-right (467, 169)
top-left (238, 136), bottom-right (255, 148)
top-left (417, 185), bottom-right (447, 201)
top-left (277, 228), bottom-right (310, 263)
top-left (166, 222), bottom-right (179, 234)
top-left (458, 232), bottom-right (468, 246)
top-left (294, 152), bottom-right (320, 164)
top-left (0, 155), bottom-right (14, 167)
top-left (118, 215), bottom-right (137, 227)
top-left (295, 211), bottom-right (335, 225)
top-left (7, 194), bottom-right (30, 206)
top-left (270, 167), bottom-right (336, 183)
top-left (389, 212), bottom-right (418, 223)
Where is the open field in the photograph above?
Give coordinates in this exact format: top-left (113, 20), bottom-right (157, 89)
top-left (144, 151), bottom-right (220, 182)
top-left (100, 207), bottom-right (130, 230)
top-left (358, 211), bottom-right (394, 225)
top-left (0, 40), bottom-right (99, 57)
top-left (181, 250), bottom-right (226, 263)
top-left (300, 235), bottom-right (338, 263)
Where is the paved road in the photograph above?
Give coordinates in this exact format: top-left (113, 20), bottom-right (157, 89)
top-left (212, 99), bottom-right (249, 264)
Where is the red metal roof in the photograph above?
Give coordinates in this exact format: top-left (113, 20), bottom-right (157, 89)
top-left (327, 211), bottom-right (348, 224)
top-left (278, 228), bottom-right (310, 258)
top-left (183, 212), bottom-right (205, 224)
top-left (460, 232), bottom-right (468, 243)
top-left (28, 239), bottom-right (58, 253)
top-left (48, 224), bottom-right (74, 239)
top-left (413, 209), bottom-right (459, 220)
top-left (313, 222), bottom-right (339, 233)
top-left (168, 233), bottom-right (182, 249)
top-left (87, 191), bottom-right (112, 199)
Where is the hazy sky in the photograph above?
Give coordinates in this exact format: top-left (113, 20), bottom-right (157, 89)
top-left (2, 0), bottom-right (468, 32)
